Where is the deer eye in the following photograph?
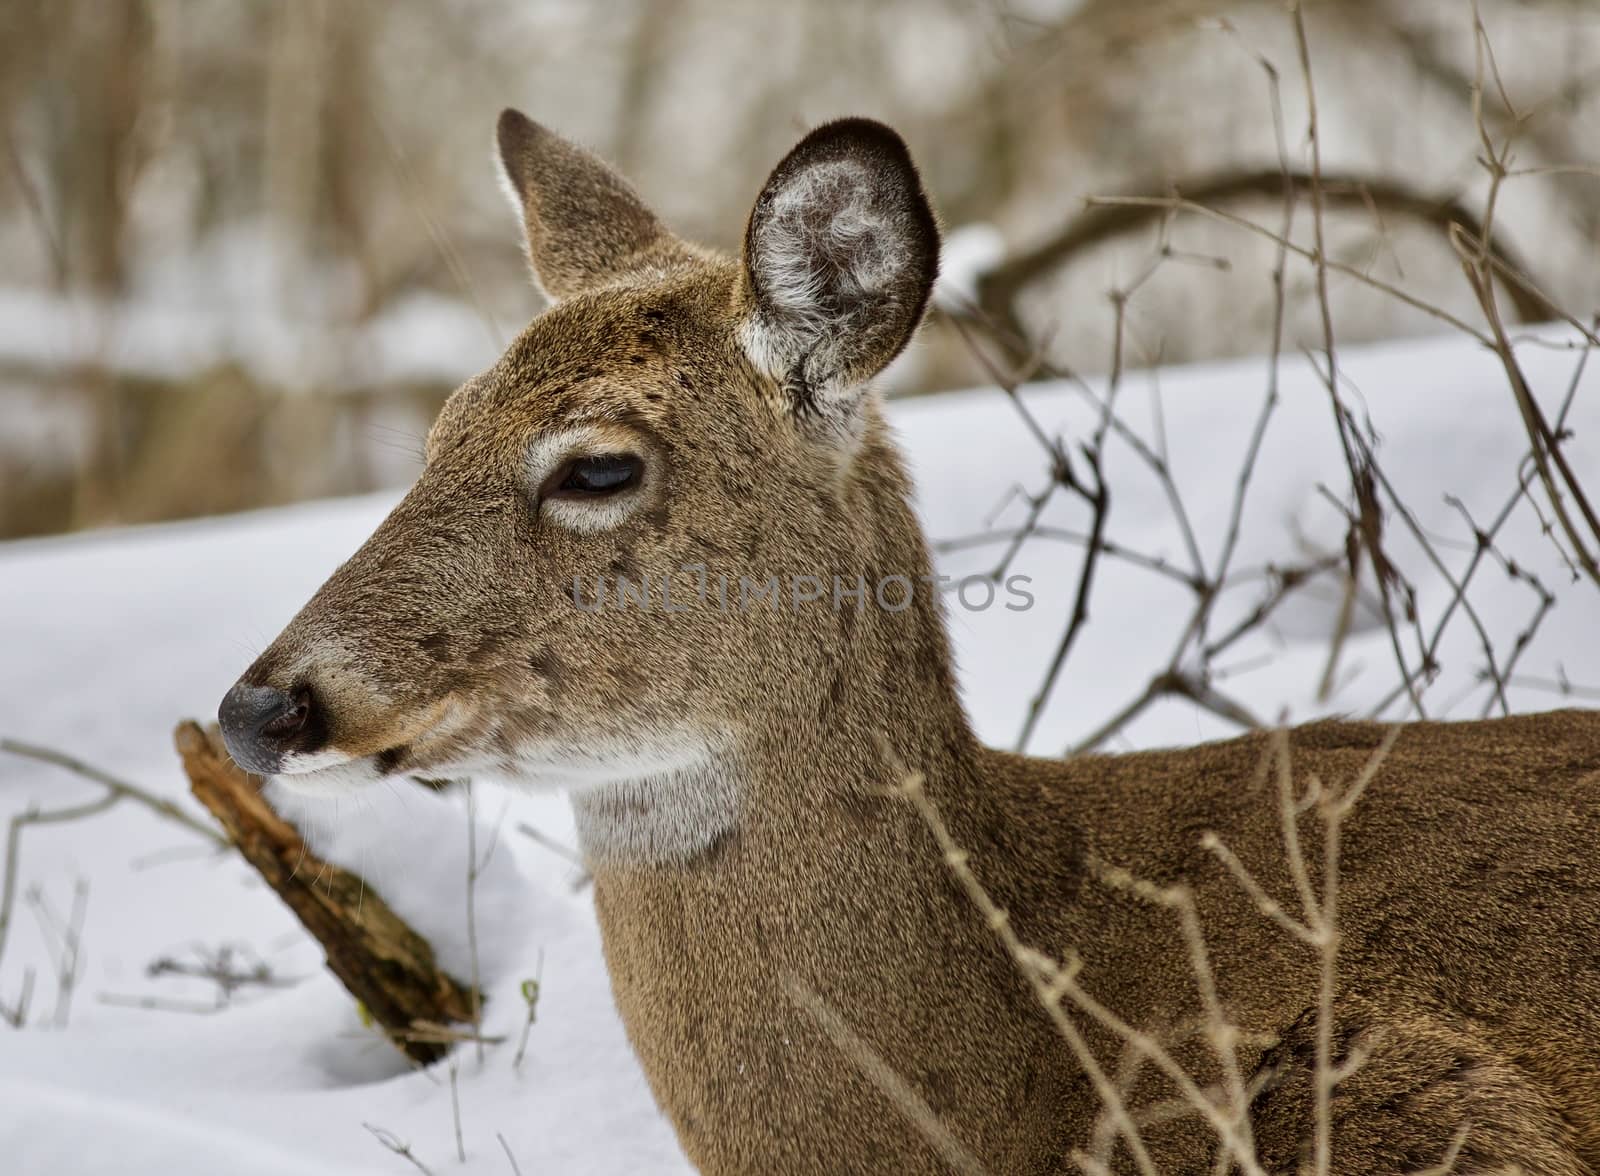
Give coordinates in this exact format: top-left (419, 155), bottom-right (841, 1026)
top-left (551, 454), bottom-right (642, 497)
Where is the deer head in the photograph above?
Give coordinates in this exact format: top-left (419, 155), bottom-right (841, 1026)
top-left (218, 111), bottom-right (942, 858)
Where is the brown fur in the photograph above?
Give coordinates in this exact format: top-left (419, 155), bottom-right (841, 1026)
top-left (226, 114), bottom-right (1600, 1174)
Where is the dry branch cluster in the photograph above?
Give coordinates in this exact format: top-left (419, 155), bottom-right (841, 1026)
top-left (873, 730), bottom-right (1404, 1176)
top-left (937, 3), bottom-right (1598, 759)
top-left (0, 735), bottom-right (232, 1027)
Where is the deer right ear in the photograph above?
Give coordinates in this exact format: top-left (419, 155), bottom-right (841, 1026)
top-left (738, 119), bottom-right (939, 428)
top-left (495, 108), bottom-right (681, 302)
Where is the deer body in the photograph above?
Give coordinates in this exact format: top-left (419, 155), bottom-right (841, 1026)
top-left (590, 709), bottom-right (1600, 1174)
top-left (218, 111), bottom-right (1600, 1173)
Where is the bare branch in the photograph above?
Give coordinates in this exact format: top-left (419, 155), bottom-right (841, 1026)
top-left (515, 821), bottom-right (593, 891)
top-left (1, 737), bottom-right (228, 847)
top-left (976, 171), bottom-right (1552, 344)
top-left (466, 780), bottom-right (485, 1064)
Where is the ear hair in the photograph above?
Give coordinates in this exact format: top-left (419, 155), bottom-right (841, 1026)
top-left (739, 118), bottom-right (939, 428)
top-left (495, 108), bottom-right (689, 302)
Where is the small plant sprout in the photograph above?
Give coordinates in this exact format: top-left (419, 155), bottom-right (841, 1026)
top-left (512, 949), bottom-right (544, 1071)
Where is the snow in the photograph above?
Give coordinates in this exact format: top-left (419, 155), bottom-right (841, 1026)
top-left (1, 325), bottom-right (1596, 1172)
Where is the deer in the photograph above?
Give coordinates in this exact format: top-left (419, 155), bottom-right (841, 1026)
top-left (217, 108), bottom-right (1600, 1174)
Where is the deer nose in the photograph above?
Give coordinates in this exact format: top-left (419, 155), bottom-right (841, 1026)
top-left (218, 683), bottom-right (316, 775)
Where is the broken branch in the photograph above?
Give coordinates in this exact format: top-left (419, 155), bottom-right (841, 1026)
top-left (174, 720), bottom-right (476, 1064)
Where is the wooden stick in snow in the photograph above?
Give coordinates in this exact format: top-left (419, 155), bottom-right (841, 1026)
top-left (174, 720), bottom-right (475, 1064)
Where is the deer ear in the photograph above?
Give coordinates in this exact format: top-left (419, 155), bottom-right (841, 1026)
top-left (495, 108), bottom-right (683, 302)
top-left (738, 119), bottom-right (939, 423)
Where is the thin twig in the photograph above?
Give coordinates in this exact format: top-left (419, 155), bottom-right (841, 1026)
top-left (1, 738), bottom-right (228, 846)
top-left (880, 739), bottom-right (1159, 1175)
top-left (1, 966), bottom-right (35, 1028)
top-left (466, 780), bottom-right (485, 1065)
top-left (784, 974), bottom-right (991, 1176)
top-left (98, 992), bottom-right (225, 1014)
top-left (515, 822), bottom-right (593, 890)
top-left (498, 1133), bottom-right (525, 1176)
top-left (978, 173), bottom-right (1552, 337)
top-left (0, 795), bottom-right (116, 980)
top-left (364, 1122), bottom-right (436, 1176)
top-left (1079, 194), bottom-right (1491, 345)
top-left (449, 1061), bottom-right (466, 1162)
top-left (28, 878), bottom-right (88, 1028)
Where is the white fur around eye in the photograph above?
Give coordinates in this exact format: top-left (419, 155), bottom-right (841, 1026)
top-left (543, 489), bottom-right (643, 534)
top-left (526, 426), bottom-right (650, 534)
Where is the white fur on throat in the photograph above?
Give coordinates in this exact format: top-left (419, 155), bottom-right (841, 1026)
top-left (570, 761), bottom-right (738, 865)
top-left (505, 730), bottom-right (738, 865)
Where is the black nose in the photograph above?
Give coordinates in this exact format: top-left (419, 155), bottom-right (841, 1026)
top-left (217, 683), bottom-right (316, 775)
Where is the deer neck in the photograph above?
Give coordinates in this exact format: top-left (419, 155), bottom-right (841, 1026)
top-left (569, 629), bottom-right (977, 868)
top-left (572, 482), bottom-right (981, 870)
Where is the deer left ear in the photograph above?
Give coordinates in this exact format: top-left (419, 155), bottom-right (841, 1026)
top-left (496, 108), bottom-right (688, 302)
top-left (737, 119), bottom-right (939, 425)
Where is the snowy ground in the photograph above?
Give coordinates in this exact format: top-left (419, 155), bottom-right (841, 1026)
top-left (1, 326), bottom-right (1596, 1173)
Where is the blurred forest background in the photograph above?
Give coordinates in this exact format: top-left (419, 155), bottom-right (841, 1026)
top-left (1, 0), bottom-right (1597, 539)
